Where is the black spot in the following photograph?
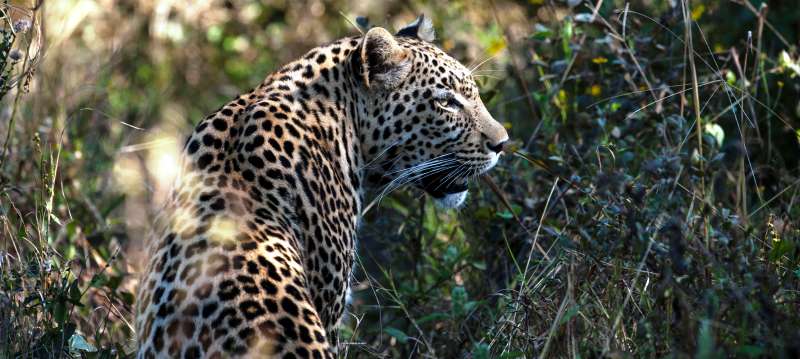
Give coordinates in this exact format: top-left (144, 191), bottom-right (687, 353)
top-left (152, 325), bottom-right (164, 351)
top-left (221, 337), bottom-right (236, 352)
top-left (242, 169), bottom-right (255, 181)
top-left (261, 279), bottom-right (278, 295)
top-left (153, 286), bottom-right (165, 305)
top-left (285, 284), bottom-right (303, 301)
top-left (248, 156), bottom-right (265, 169)
top-left (263, 298), bottom-right (279, 313)
top-left (279, 156), bottom-right (292, 169)
top-left (246, 260), bottom-right (259, 273)
top-left (156, 303), bottom-right (174, 318)
top-left (266, 169), bottom-right (283, 180)
top-left (184, 239), bottom-right (208, 258)
top-left (213, 118), bottom-right (228, 131)
top-left (296, 347), bottom-right (309, 358)
top-left (283, 142), bottom-right (295, 157)
top-left (278, 317), bottom-right (298, 340)
top-left (218, 279), bottom-right (240, 300)
top-left (268, 138), bottom-right (281, 151)
top-left (239, 300), bottom-right (266, 320)
top-left (197, 154), bottom-right (214, 170)
top-left (183, 346), bottom-right (201, 359)
top-left (302, 65), bottom-right (314, 78)
top-left (281, 297), bottom-right (299, 316)
top-left (264, 150), bottom-right (277, 163)
top-left (187, 140), bottom-right (200, 154)
top-left (238, 327), bottom-right (255, 343)
top-left (298, 324), bottom-right (313, 344)
top-left (210, 198), bottom-right (225, 211)
top-left (237, 274), bottom-right (260, 294)
top-left (251, 135), bottom-right (265, 148)
top-left (241, 241), bottom-right (257, 251)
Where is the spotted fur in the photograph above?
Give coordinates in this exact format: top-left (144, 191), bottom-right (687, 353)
top-left (135, 18), bottom-right (508, 358)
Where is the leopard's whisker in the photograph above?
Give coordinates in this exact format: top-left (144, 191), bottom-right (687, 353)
top-left (386, 156), bottom-right (456, 175)
top-left (358, 136), bottom-right (409, 172)
top-left (376, 160), bottom-right (459, 204)
top-left (431, 164), bottom-right (468, 192)
top-left (469, 53), bottom-right (499, 75)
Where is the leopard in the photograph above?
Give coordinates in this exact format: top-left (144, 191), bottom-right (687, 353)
top-left (135, 15), bottom-right (508, 358)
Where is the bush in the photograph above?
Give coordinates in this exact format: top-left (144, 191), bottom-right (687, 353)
top-left (1, 1), bottom-right (798, 357)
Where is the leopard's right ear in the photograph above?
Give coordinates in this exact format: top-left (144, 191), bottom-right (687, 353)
top-left (356, 27), bottom-right (411, 89)
top-left (396, 14), bottom-right (435, 42)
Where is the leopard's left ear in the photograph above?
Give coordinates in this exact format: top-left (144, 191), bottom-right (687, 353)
top-left (358, 27), bottom-right (411, 89)
top-left (396, 14), bottom-right (435, 42)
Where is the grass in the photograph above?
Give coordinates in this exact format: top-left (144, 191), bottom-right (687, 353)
top-left (1, 1), bottom-right (799, 358)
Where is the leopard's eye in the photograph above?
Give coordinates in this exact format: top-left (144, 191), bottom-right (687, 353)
top-left (435, 94), bottom-right (463, 112)
top-left (446, 97), bottom-right (462, 108)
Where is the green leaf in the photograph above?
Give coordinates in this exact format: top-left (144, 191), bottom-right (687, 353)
top-left (464, 300), bottom-right (478, 313)
top-left (472, 342), bottom-right (490, 359)
top-left (69, 280), bottom-right (83, 304)
top-left (443, 245), bottom-right (459, 265)
top-left (696, 319), bottom-right (715, 359)
top-left (559, 304), bottom-right (581, 325)
top-left (53, 300), bottom-right (68, 324)
top-left (769, 237), bottom-right (794, 262)
top-left (496, 210), bottom-right (514, 220)
top-left (206, 25), bottom-right (223, 43)
top-left (531, 24), bottom-right (552, 40)
top-left (779, 51), bottom-right (800, 78)
top-left (561, 19), bottom-right (573, 58)
top-left (451, 286), bottom-right (468, 317)
top-left (384, 327), bottom-right (409, 344)
top-left (704, 123), bottom-right (725, 147)
top-left (725, 70), bottom-right (737, 85)
top-left (736, 345), bottom-right (765, 357)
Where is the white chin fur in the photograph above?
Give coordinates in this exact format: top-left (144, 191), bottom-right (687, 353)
top-left (433, 191), bottom-right (467, 209)
top-left (485, 153), bottom-right (500, 172)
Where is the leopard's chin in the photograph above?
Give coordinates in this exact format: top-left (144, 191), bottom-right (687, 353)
top-left (432, 190), bottom-right (468, 208)
top-left (416, 171), bottom-right (469, 208)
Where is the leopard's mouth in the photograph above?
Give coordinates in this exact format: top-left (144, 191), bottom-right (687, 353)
top-left (417, 171), bottom-right (468, 199)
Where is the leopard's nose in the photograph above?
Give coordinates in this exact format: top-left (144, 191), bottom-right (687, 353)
top-left (486, 139), bottom-right (507, 153)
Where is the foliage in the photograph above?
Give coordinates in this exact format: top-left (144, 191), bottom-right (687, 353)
top-left (1, 0), bottom-right (799, 358)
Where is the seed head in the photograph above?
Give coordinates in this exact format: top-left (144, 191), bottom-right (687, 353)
top-left (13, 19), bottom-right (31, 34)
top-left (9, 49), bottom-right (22, 61)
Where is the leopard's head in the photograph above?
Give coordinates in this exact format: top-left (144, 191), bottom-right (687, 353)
top-left (355, 16), bottom-right (508, 208)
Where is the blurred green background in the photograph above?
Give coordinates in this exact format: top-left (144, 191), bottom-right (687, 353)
top-left (1, 0), bottom-right (799, 357)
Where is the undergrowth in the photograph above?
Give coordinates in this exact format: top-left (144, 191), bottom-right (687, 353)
top-left (1, 1), bottom-right (799, 358)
